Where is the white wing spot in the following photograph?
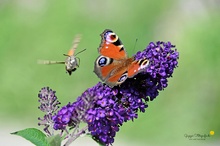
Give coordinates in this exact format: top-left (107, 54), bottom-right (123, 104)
top-left (139, 63), bottom-right (149, 70)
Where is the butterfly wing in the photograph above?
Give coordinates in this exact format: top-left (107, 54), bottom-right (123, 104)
top-left (95, 57), bottom-right (150, 87)
top-left (94, 58), bottom-right (130, 87)
top-left (105, 58), bottom-right (150, 86)
top-left (105, 68), bottom-right (128, 87)
top-left (98, 29), bottom-right (128, 59)
top-left (67, 34), bottom-right (81, 56)
top-left (127, 59), bottom-right (150, 77)
top-left (94, 29), bottom-right (150, 87)
top-left (94, 29), bottom-right (130, 86)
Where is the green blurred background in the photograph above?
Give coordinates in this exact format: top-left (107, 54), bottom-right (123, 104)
top-left (0, 0), bottom-right (219, 145)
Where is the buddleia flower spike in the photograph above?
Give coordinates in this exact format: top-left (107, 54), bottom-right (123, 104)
top-left (38, 87), bottom-right (61, 136)
top-left (51, 41), bottom-right (179, 145)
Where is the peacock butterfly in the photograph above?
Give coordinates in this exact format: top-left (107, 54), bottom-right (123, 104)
top-left (94, 29), bottom-right (150, 87)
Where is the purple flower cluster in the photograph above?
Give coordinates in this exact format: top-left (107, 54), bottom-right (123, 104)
top-left (122, 41), bottom-right (179, 101)
top-left (51, 41), bottom-right (179, 145)
top-left (38, 87), bottom-right (60, 136)
top-left (52, 84), bottom-right (103, 130)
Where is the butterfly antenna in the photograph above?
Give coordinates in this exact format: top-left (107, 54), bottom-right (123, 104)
top-left (132, 38), bottom-right (138, 53)
top-left (75, 48), bottom-right (86, 56)
top-left (63, 54), bottom-right (69, 56)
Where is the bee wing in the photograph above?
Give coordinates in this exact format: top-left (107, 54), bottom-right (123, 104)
top-left (67, 34), bottom-right (81, 56)
top-left (37, 60), bottom-right (65, 65)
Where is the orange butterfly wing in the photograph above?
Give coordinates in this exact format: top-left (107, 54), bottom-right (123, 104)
top-left (94, 29), bottom-right (150, 87)
top-left (96, 61), bottom-right (116, 80)
top-left (127, 59), bottom-right (150, 78)
top-left (107, 67), bottom-right (128, 87)
top-left (94, 29), bottom-right (129, 86)
top-left (67, 34), bottom-right (81, 56)
top-left (98, 29), bottom-right (127, 59)
top-left (67, 49), bottom-right (74, 56)
top-left (106, 58), bottom-right (150, 86)
top-left (99, 40), bottom-right (127, 59)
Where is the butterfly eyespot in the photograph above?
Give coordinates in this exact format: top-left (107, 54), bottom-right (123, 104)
top-left (98, 57), bottom-right (107, 66)
top-left (110, 34), bottom-right (116, 40)
top-left (106, 33), bottom-right (118, 43)
top-left (96, 56), bottom-right (113, 67)
top-left (118, 73), bottom-right (128, 83)
top-left (139, 59), bottom-right (150, 70)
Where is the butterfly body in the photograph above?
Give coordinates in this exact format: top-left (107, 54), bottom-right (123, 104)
top-left (38, 35), bottom-right (85, 75)
top-left (64, 55), bottom-right (79, 75)
top-left (94, 29), bottom-right (150, 87)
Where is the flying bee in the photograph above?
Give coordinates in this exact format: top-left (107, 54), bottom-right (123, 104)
top-left (38, 35), bottom-right (86, 75)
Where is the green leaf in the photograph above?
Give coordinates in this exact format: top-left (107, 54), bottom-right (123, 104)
top-left (46, 134), bottom-right (61, 146)
top-left (11, 128), bottom-right (50, 146)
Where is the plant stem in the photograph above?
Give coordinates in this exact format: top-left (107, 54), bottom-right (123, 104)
top-left (63, 126), bottom-right (88, 146)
